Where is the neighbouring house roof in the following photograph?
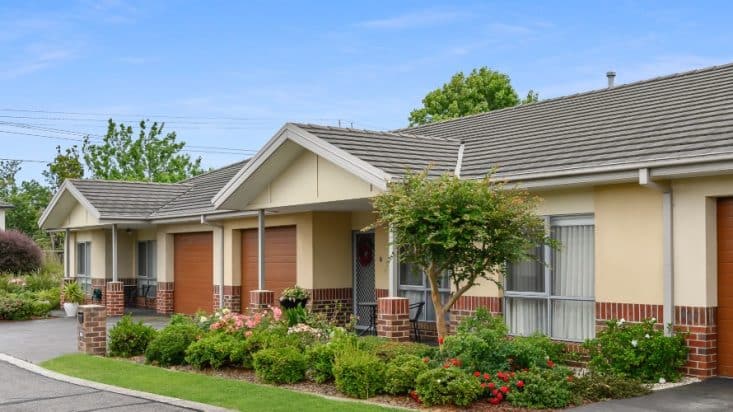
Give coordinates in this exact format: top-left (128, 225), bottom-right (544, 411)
top-left (68, 179), bottom-right (191, 219)
top-left (0, 200), bottom-right (12, 209)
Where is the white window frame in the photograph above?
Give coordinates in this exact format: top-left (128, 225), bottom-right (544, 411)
top-left (504, 214), bottom-right (595, 342)
top-left (136, 240), bottom-right (157, 299)
top-left (76, 241), bottom-right (92, 294)
top-left (398, 262), bottom-right (451, 322)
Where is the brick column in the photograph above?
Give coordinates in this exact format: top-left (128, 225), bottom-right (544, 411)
top-left (105, 281), bottom-right (124, 316)
top-left (214, 285), bottom-right (242, 313)
top-left (675, 306), bottom-right (718, 378)
top-left (156, 281), bottom-right (174, 315)
top-left (249, 290), bottom-right (274, 311)
top-left (377, 297), bottom-right (410, 342)
top-left (78, 305), bottom-right (107, 355)
top-left (90, 278), bottom-right (106, 305)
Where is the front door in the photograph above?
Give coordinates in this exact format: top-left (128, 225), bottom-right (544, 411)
top-left (353, 231), bottom-right (376, 331)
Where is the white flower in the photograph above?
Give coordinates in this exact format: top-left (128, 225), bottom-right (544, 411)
top-left (645, 333), bottom-right (651, 339)
top-left (650, 317), bottom-right (656, 323)
top-left (658, 377), bottom-right (666, 384)
top-left (199, 316), bottom-right (208, 323)
top-left (222, 308), bottom-right (231, 315)
top-left (618, 318), bottom-right (625, 325)
top-left (436, 379), bottom-right (441, 384)
top-left (631, 339), bottom-right (638, 348)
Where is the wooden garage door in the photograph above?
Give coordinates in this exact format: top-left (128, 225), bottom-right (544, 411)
top-left (241, 226), bottom-right (296, 308)
top-left (174, 232), bottom-right (213, 314)
top-left (718, 198), bottom-right (733, 376)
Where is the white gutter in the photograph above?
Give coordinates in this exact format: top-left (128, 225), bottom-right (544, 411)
top-left (200, 215), bottom-right (225, 309)
top-left (638, 168), bottom-right (674, 336)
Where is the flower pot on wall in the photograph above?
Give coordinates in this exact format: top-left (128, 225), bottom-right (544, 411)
top-left (279, 297), bottom-right (309, 309)
top-left (63, 302), bottom-right (79, 317)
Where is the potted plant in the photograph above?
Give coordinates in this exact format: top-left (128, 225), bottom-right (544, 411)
top-left (62, 281), bottom-right (85, 317)
top-left (279, 286), bottom-right (310, 309)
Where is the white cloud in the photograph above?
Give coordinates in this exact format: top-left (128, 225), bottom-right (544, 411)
top-left (357, 9), bottom-right (466, 29)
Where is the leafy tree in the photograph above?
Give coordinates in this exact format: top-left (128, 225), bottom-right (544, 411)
top-left (43, 145), bottom-right (84, 189)
top-left (83, 119), bottom-right (203, 183)
top-left (408, 67), bottom-right (539, 126)
top-left (0, 160), bottom-right (21, 190)
top-left (371, 170), bottom-right (551, 339)
top-left (0, 160), bottom-right (52, 245)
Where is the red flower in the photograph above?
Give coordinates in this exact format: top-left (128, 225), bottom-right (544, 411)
top-left (567, 375), bottom-right (574, 382)
top-left (547, 359), bottom-right (555, 368)
top-left (438, 336), bottom-right (444, 345)
top-left (489, 397), bottom-right (501, 405)
top-left (480, 383), bottom-right (487, 388)
top-left (488, 383), bottom-right (496, 390)
top-left (500, 386), bottom-right (509, 394)
top-left (422, 357), bottom-right (429, 363)
top-left (496, 392), bottom-right (504, 401)
top-left (491, 389), bottom-right (500, 396)
top-left (516, 380), bottom-right (525, 389)
top-left (483, 373), bottom-right (491, 380)
top-left (473, 371), bottom-right (481, 377)
top-left (443, 364), bottom-right (450, 368)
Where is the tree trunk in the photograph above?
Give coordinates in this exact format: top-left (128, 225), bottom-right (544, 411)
top-left (427, 265), bottom-right (449, 340)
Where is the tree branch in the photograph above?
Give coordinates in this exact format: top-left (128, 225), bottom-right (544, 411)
top-left (445, 279), bottom-right (475, 311)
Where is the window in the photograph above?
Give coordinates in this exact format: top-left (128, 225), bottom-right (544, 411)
top-left (505, 215), bottom-right (595, 341)
top-left (398, 262), bottom-right (450, 322)
top-left (137, 240), bottom-right (157, 299)
top-left (76, 242), bottom-right (92, 293)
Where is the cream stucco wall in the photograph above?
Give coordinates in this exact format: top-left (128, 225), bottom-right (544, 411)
top-left (313, 212), bottom-right (352, 289)
top-left (248, 151), bottom-right (376, 209)
top-left (63, 202), bottom-right (99, 228)
top-left (594, 184), bottom-right (664, 304)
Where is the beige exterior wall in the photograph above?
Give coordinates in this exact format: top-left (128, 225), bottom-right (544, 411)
top-left (104, 229), bottom-right (134, 279)
top-left (63, 202), bottom-right (99, 228)
top-left (248, 151), bottom-right (377, 209)
top-left (313, 212), bottom-right (352, 289)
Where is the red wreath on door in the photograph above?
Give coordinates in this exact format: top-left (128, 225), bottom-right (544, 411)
top-left (357, 237), bottom-right (374, 267)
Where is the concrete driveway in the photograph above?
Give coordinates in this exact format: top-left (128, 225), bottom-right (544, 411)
top-left (574, 378), bottom-right (733, 411)
top-left (0, 311), bottom-right (169, 363)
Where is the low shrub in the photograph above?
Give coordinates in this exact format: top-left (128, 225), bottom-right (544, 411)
top-left (508, 333), bottom-right (565, 369)
top-left (333, 350), bottom-right (385, 399)
top-left (109, 315), bottom-right (157, 357)
top-left (370, 340), bottom-right (433, 361)
top-left (442, 332), bottom-right (510, 373)
top-left (30, 299), bottom-right (52, 317)
top-left (35, 287), bottom-right (60, 309)
top-left (0, 230), bottom-right (42, 274)
top-left (185, 332), bottom-right (249, 369)
top-left (384, 354), bottom-right (428, 395)
top-left (306, 343), bottom-right (337, 383)
top-left (0, 295), bottom-right (34, 320)
top-left (506, 366), bottom-right (578, 409)
top-left (415, 366), bottom-right (482, 407)
top-left (145, 320), bottom-right (201, 366)
top-left (253, 346), bottom-right (308, 384)
top-left (456, 307), bottom-right (508, 336)
top-left (583, 318), bottom-right (688, 382)
top-left (571, 372), bottom-right (651, 402)
top-left (25, 274), bottom-right (60, 292)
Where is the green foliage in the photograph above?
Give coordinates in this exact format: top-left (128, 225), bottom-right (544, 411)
top-left (253, 346), bottom-right (308, 384)
top-left (0, 295), bottom-right (34, 320)
top-left (284, 306), bottom-right (308, 327)
top-left (35, 287), bottom-right (60, 309)
top-left (0, 159), bottom-right (52, 244)
top-left (456, 307), bottom-right (508, 335)
top-left (369, 339), bottom-right (433, 361)
top-left (25, 274), bottom-right (60, 292)
top-left (44, 145), bottom-right (84, 189)
top-left (372, 170), bottom-right (549, 338)
top-left (508, 334), bottom-right (565, 369)
top-left (145, 321), bottom-right (201, 366)
top-left (280, 285), bottom-right (310, 300)
top-left (333, 350), bottom-right (385, 399)
top-left (507, 366), bottom-right (578, 409)
top-left (82, 119), bottom-right (203, 183)
top-left (571, 372), bottom-right (651, 402)
top-left (383, 354), bottom-right (428, 395)
top-left (408, 67), bottom-right (537, 126)
top-left (583, 319), bottom-right (688, 382)
top-left (185, 332), bottom-right (249, 369)
top-left (108, 315), bottom-right (157, 357)
top-left (62, 281), bottom-right (85, 304)
top-left (306, 343), bottom-right (337, 383)
top-left (0, 230), bottom-right (43, 274)
top-left (414, 367), bottom-right (482, 407)
top-left (441, 309), bottom-right (512, 372)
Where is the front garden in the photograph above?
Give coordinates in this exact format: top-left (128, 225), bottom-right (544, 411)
top-left (83, 303), bottom-right (689, 410)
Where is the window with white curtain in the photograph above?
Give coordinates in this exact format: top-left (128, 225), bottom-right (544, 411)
top-left (76, 241), bottom-right (92, 293)
top-left (505, 215), bottom-right (595, 341)
top-left (137, 240), bottom-right (157, 298)
top-left (398, 263), bottom-right (451, 321)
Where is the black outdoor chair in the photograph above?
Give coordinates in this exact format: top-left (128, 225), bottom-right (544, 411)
top-left (409, 302), bottom-right (425, 343)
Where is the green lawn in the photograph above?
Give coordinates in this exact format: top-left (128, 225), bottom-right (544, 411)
top-left (42, 354), bottom-right (401, 412)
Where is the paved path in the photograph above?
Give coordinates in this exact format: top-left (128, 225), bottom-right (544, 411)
top-left (0, 312), bottom-right (169, 364)
top-left (573, 378), bottom-right (733, 411)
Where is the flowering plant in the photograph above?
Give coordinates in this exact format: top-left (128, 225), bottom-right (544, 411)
top-left (207, 306), bottom-right (282, 335)
top-left (280, 286), bottom-right (310, 301)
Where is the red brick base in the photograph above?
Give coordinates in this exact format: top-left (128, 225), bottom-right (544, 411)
top-left (156, 282), bottom-right (174, 315)
top-left (249, 290), bottom-right (274, 311)
top-left (377, 297), bottom-right (411, 341)
top-left (309, 288), bottom-right (353, 324)
top-left (105, 281), bottom-right (124, 316)
top-left (78, 305), bottom-right (106, 355)
top-left (214, 285), bottom-right (242, 312)
top-left (450, 295), bottom-right (502, 333)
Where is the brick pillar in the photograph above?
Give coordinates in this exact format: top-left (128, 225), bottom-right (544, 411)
top-left (90, 278), bottom-right (106, 305)
top-left (78, 305), bottom-right (107, 355)
top-left (377, 297), bottom-right (410, 342)
top-left (675, 306), bottom-right (718, 378)
top-left (106, 281), bottom-right (124, 316)
top-left (214, 285), bottom-right (242, 312)
top-left (249, 290), bottom-right (274, 311)
top-left (156, 281), bottom-right (174, 315)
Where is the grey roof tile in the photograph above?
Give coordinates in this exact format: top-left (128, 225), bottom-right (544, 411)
top-left (69, 180), bottom-right (191, 219)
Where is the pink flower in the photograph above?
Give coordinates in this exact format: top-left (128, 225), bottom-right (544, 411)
top-left (245, 331), bottom-right (253, 337)
top-left (271, 306), bottom-right (282, 321)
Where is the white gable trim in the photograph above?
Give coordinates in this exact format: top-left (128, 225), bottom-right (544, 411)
top-left (213, 123), bottom-right (391, 209)
top-left (38, 181), bottom-right (102, 229)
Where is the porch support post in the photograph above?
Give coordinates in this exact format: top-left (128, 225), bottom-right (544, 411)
top-left (64, 228), bottom-right (70, 278)
top-left (388, 228), bottom-right (399, 296)
top-left (258, 209), bottom-right (265, 290)
top-left (111, 224), bottom-right (118, 282)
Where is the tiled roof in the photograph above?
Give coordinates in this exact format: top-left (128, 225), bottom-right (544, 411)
top-left (69, 180), bottom-right (190, 219)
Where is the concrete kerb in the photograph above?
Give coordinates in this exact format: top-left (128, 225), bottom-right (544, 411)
top-left (0, 353), bottom-right (232, 412)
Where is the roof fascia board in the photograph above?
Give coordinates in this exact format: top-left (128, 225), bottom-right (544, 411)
top-left (38, 180), bottom-right (102, 228)
top-left (510, 170), bottom-right (639, 190)
top-left (150, 210), bottom-right (257, 225)
top-left (212, 123), bottom-right (391, 209)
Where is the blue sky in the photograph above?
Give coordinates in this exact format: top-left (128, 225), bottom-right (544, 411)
top-left (2, 0), bottom-right (732, 182)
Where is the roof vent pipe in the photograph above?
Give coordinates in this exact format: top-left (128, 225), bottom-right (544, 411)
top-left (606, 71), bottom-right (616, 88)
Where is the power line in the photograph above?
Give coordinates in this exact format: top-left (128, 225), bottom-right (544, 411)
top-left (0, 157), bottom-right (48, 163)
